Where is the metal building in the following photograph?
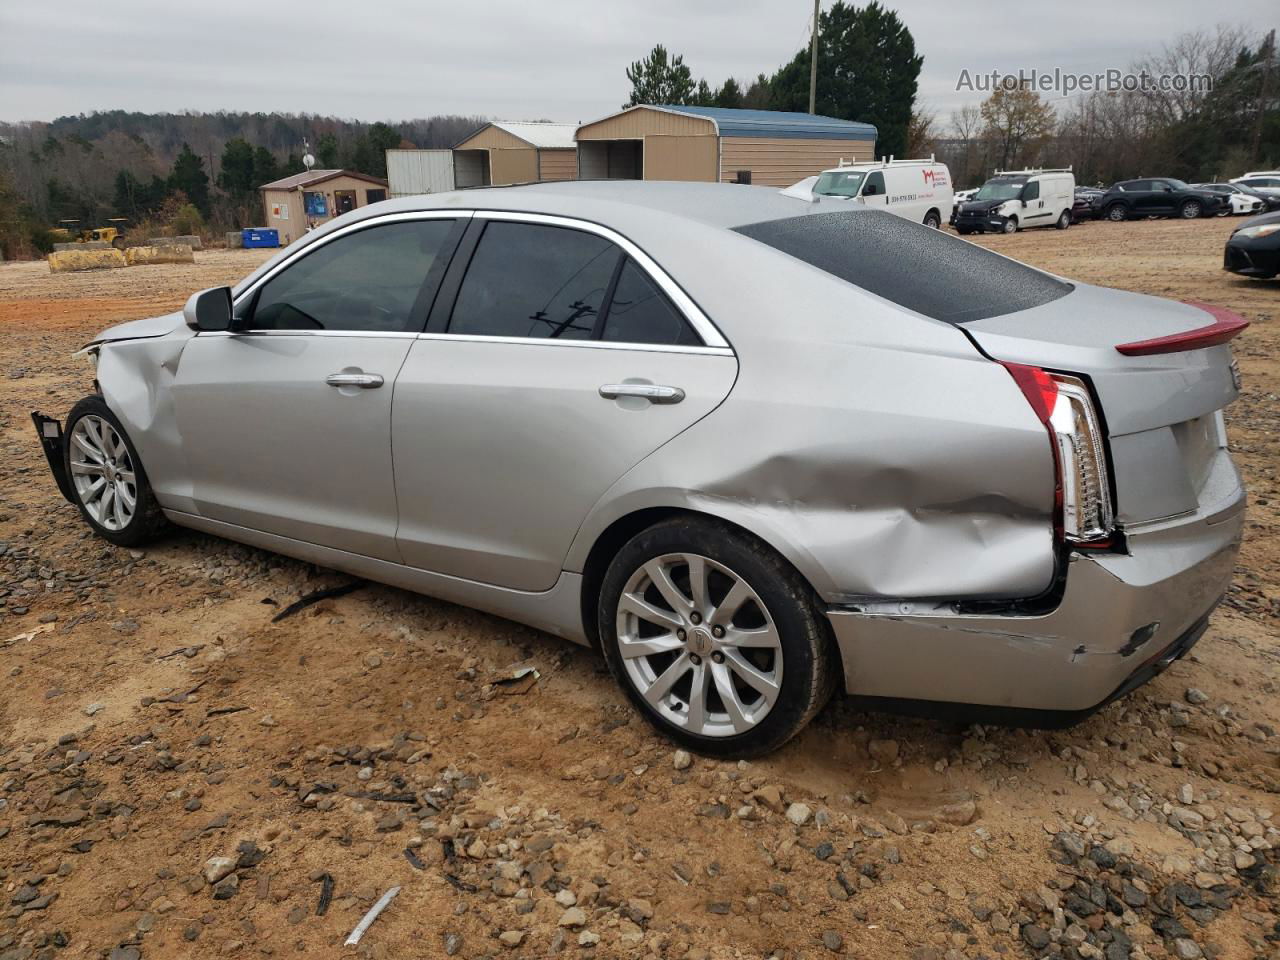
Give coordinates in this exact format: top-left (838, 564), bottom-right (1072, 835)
top-left (452, 121), bottom-right (578, 187)
top-left (574, 105), bottom-right (877, 187)
top-left (386, 149), bottom-right (456, 197)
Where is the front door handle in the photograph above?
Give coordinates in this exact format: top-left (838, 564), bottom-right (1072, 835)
top-left (599, 383), bottom-right (685, 404)
top-left (326, 372), bottom-right (384, 389)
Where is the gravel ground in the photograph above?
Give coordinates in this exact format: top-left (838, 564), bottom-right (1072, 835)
top-left (0, 218), bottom-right (1276, 960)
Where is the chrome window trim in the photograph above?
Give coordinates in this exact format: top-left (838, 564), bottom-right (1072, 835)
top-left (229, 209), bottom-right (470, 314)
top-left (471, 210), bottom-right (730, 349)
top-left (223, 207), bottom-right (733, 353)
top-left (415, 332), bottom-right (733, 357)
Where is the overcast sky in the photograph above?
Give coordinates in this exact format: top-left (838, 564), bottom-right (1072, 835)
top-left (1, 1), bottom-right (1272, 128)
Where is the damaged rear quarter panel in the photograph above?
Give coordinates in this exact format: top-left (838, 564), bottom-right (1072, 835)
top-left (94, 321), bottom-right (196, 512)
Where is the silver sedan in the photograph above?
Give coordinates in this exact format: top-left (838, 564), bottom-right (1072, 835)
top-left (34, 181), bottom-right (1247, 756)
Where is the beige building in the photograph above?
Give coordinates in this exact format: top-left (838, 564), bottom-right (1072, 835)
top-left (453, 121), bottom-right (578, 188)
top-left (575, 105), bottom-right (877, 188)
top-left (258, 169), bottom-right (390, 244)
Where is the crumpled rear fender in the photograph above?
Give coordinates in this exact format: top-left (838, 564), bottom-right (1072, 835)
top-left (565, 336), bottom-right (1057, 604)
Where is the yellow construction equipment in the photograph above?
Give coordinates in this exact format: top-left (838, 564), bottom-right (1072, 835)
top-left (52, 218), bottom-right (129, 249)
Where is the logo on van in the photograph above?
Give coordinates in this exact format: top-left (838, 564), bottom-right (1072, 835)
top-left (922, 169), bottom-right (948, 188)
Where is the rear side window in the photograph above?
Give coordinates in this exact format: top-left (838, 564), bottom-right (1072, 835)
top-left (251, 219), bottom-right (456, 332)
top-left (602, 260), bottom-right (700, 346)
top-left (449, 221), bottom-right (702, 346)
top-left (734, 210), bottom-right (1071, 324)
top-left (450, 222), bottom-right (620, 340)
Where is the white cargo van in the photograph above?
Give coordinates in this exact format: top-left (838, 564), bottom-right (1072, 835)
top-left (782, 158), bottom-right (954, 229)
top-left (953, 168), bottom-right (1075, 234)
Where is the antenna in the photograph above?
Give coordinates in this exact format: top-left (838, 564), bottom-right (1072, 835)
top-left (302, 138), bottom-right (316, 171)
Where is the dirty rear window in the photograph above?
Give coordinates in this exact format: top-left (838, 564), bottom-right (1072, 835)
top-left (733, 210), bottom-right (1071, 324)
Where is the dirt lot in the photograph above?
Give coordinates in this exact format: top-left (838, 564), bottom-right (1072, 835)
top-left (0, 219), bottom-right (1276, 960)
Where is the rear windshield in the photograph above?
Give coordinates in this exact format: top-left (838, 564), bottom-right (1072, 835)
top-left (733, 210), bottom-right (1072, 324)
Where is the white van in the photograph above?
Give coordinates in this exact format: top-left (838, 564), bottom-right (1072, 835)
top-left (782, 158), bottom-right (954, 229)
top-left (953, 168), bottom-right (1076, 234)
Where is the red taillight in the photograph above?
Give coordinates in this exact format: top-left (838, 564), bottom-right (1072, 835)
top-left (1114, 301), bottom-right (1249, 356)
top-left (1002, 362), bottom-right (1064, 542)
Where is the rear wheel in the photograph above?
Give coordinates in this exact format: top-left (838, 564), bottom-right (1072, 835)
top-left (64, 395), bottom-right (167, 547)
top-left (923, 209), bottom-right (942, 229)
top-left (1055, 210), bottom-right (1071, 230)
top-left (956, 227), bottom-right (974, 236)
top-left (598, 517), bottom-right (836, 758)
top-left (1106, 203), bottom-right (1128, 222)
top-left (1179, 199), bottom-right (1202, 219)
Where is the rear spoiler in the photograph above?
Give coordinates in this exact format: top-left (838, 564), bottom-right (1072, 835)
top-left (1115, 301), bottom-right (1249, 356)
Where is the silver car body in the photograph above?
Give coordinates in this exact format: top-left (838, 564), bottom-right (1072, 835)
top-left (81, 182), bottom-right (1245, 714)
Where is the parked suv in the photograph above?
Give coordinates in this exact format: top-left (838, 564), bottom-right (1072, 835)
top-left (1095, 179), bottom-right (1228, 221)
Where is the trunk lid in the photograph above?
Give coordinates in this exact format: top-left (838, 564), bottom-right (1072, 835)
top-left (962, 283), bottom-right (1243, 525)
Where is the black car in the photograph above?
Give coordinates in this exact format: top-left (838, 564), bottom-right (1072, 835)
top-left (1072, 187), bottom-right (1105, 223)
top-left (1224, 209), bottom-right (1280, 279)
top-left (1095, 179), bottom-right (1228, 221)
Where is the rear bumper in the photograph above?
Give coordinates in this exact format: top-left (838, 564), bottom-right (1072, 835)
top-left (827, 473), bottom-right (1245, 713)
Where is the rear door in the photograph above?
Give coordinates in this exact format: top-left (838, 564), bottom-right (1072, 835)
top-left (172, 214), bottom-right (463, 560)
top-left (391, 212), bottom-right (737, 590)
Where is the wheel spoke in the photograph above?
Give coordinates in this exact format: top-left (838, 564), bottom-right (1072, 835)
top-left (618, 633), bottom-right (684, 659)
top-left (710, 660), bottom-right (750, 733)
top-left (116, 482), bottom-right (137, 512)
top-left (71, 432), bottom-right (105, 464)
top-left (619, 591), bottom-right (683, 632)
top-left (708, 578), bottom-right (751, 627)
top-left (725, 622), bottom-right (781, 649)
top-left (98, 485), bottom-right (115, 526)
top-left (686, 555), bottom-right (709, 613)
top-left (644, 559), bottom-right (693, 616)
top-left (70, 459), bottom-right (104, 477)
top-left (644, 652), bottom-right (691, 706)
top-left (112, 487), bottom-right (128, 528)
top-left (724, 648), bottom-right (781, 703)
top-left (685, 661), bottom-right (709, 730)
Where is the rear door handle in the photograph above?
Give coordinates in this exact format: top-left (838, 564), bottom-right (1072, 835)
top-left (326, 372), bottom-right (384, 389)
top-left (599, 383), bottom-right (684, 404)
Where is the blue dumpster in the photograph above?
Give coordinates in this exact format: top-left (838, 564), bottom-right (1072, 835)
top-left (241, 228), bottom-right (280, 249)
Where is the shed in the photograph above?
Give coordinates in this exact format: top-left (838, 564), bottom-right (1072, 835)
top-left (258, 169), bottom-right (390, 245)
top-left (453, 121), bottom-right (578, 188)
top-left (574, 105), bottom-right (877, 187)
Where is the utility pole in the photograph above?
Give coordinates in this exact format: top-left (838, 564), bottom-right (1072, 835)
top-left (1252, 29), bottom-right (1275, 163)
top-left (808, 0), bottom-right (819, 114)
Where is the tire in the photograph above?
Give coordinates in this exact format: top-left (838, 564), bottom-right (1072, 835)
top-left (1055, 210), bottom-right (1070, 230)
top-left (923, 209), bottom-right (942, 229)
top-left (1106, 204), bottom-right (1128, 222)
top-left (956, 227), bottom-right (974, 235)
top-left (63, 395), bottom-right (168, 547)
top-left (1002, 217), bottom-right (1018, 234)
top-left (598, 516), bottom-right (837, 758)
top-left (1179, 200), bottom-right (1202, 219)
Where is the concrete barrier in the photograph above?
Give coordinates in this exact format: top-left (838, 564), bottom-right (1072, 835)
top-left (53, 241), bottom-right (110, 252)
top-left (48, 249), bottom-right (127, 273)
top-left (125, 244), bottom-right (195, 266)
top-left (149, 234), bottom-right (203, 251)
top-left (225, 231), bottom-right (243, 249)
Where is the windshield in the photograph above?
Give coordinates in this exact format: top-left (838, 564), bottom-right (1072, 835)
top-left (813, 170), bottom-right (867, 198)
top-left (974, 180), bottom-right (1024, 201)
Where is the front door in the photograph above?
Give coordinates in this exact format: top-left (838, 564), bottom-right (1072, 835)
top-left (171, 215), bottom-right (463, 560)
top-left (392, 216), bottom-right (737, 591)
top-left (859, 170), bottom-right (888, 208)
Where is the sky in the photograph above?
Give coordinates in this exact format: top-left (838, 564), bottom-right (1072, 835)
top-left (1, 0), bottom-right (1273, 128)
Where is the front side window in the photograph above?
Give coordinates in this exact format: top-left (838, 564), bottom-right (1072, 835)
top-left (250, 219), bottom-right (456, 332)
top-left (450, 222), bottom-right (620, 340)
top-left (1022, 181), bottom-right (1041, 201)
top-left (863, 172), bottom-right (886, 196)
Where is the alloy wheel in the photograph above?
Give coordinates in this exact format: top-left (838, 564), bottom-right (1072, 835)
top-left (1108, 205), bottom-right (1126, 221)
top-left (1181, 201), bottom-right (1201, 219)
top-left (615, 553), bottom-right (783, 738)
top-left (69, 415), bottom-right (137, 531)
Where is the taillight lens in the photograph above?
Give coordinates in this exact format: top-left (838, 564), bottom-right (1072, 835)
top-left (1003, 364), bottom-right (1114, 545)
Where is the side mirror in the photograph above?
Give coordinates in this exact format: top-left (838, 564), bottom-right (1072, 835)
top-left (183, 286), bottom-right (234, 332)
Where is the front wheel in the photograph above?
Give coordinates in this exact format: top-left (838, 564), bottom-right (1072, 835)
top-left (598, 517), bottom-right (837, 758)
top-left (1002, 217), bottom-right (1018, 234)
top-left (923, 210), bottom-right (942, 229)
top-left (63, 395), bottom-right (168, 547)
top-left (1180, 200), bottom-right (1202, 219)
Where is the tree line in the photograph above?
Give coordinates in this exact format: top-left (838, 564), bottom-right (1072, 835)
top-left (0, 111), bottom-right (484, 256)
